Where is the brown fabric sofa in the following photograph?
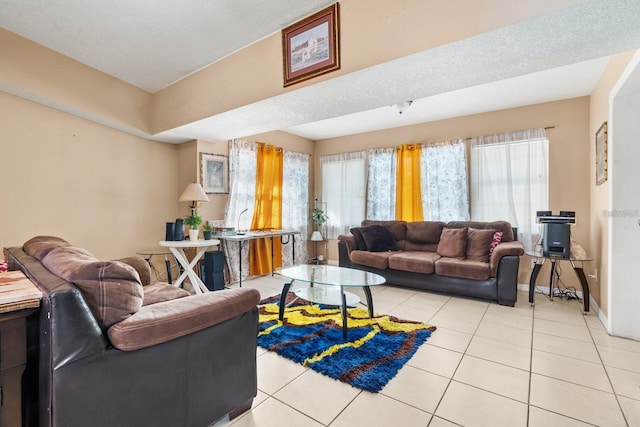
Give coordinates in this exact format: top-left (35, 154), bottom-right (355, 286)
top-left (338, 220), bottom-right (524, 306)
top-left (6, 236), bottom-right (260, 427)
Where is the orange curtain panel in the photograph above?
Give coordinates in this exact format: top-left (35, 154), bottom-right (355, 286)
top-left (395, 143), bottom-right (424, 222)
top-left (249, 143), bottom-right (284, 275)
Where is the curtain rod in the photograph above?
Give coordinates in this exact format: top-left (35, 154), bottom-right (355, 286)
top-left (463, 126), bottom-right (555, 141)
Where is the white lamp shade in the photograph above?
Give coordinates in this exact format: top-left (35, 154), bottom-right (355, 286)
top-left (179, 183), bottom-right (210, 203)
top-left (310, 231), bottom-right (323, 241)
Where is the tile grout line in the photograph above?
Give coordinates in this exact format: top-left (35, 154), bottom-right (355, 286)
top-left (585, 310), bottom-right (632, 427)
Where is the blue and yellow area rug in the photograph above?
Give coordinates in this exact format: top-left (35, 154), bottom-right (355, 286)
top-left (257, 293), bottom-right (436, 393)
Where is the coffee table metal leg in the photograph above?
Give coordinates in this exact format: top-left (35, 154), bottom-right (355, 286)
top-left (279, 280), bottom-right (294, 321)
top-left (363, 286), bottom-right (374, 318)
top-left (341, 286), bottom-right (347, 339)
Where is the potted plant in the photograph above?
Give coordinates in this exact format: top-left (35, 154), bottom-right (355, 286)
top-left (184, 212), bottom-right (203, 241)
top-left (311, 204), bottom-right (328, 262)
top-left (312, 206), bottom-right (328, 228)
top-left (203, 223), bottom-right (212, 240)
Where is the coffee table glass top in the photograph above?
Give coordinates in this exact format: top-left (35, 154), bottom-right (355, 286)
top-left (275, 265), bottom-right (386, 287)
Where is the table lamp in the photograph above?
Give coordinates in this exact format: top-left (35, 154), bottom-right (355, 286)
top-left (179, 183), bottom-right (210, 215)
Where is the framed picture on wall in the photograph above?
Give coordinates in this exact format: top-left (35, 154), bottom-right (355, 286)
top-left (596, 121), bottom-right (608, 186)
top-left (282, 3), bottom-right (340, 87)
top-left (200, 153), bottom-right (228, 194)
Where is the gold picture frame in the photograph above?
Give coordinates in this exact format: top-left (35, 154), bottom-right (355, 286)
top-left (596, 121), bottom-right (608, 186)
top-left (282, 3), bottom-right (340, 87)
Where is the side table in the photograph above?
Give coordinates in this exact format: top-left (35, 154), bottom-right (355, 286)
top-left (527, 251), bottom-right (592, 313)
top-left (159, 240), bottom-right (220, 294)
top-left (0, 270), bottom-right (42, 427)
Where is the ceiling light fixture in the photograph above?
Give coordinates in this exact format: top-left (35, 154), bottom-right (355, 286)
top-left (391, 100), bottom-right (413, 114)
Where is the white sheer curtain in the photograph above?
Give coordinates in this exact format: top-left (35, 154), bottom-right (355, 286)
top-left (470, 128), bottom-right (548, 251)
top-left (321, 151), bottom-right (367, 238)
top-left (421, 139), bottom-right (470, 221)
top-left (282, 151), bottom-right (309, 266)
top-left (367, 147), bottom-right (396, 220)
top-left (224, 139), bottom-right (257, 283)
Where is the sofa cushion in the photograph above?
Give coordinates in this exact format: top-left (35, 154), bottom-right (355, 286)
top-left (41, 246), bottom-right (144, 330)
top-left (351, 250), bottom-right (394, 270)
top-left (360, 225), bottom-right (398, 252)
top-left (143, 283), bottom-right (191, 306)
top-left (435, 258), bottom-right (491, 281)
top-left (23, 235), bottom-right (71, 260)
top-left (108, 288), bottom-right (261, 351)
top-left (404, 241), bottom-right (439, 252)
top-left (436, 227), bottom-right (468, 259)
top-left (446, 221), bottom-right (514, 242)
top-left (361, 220), bottom-right (407, 241)
top-left (388, 251), bottom-right (440, 274)
top-left (350, 227), bottom-right (368, 251)
top-left (466, 228), bottom-right (497, 262)
top-left (406, 221), bottom-right (446, 243)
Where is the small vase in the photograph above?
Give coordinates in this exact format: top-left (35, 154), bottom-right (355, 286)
top-left (203, 231), bottom-right (212, 240)
top-left (189, 228), bottom-right (199, 241)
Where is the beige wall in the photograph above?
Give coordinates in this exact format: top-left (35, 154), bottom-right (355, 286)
top-left (0, 28), bottom-right (152, 135)
top-left (0, 91), bottom-right (179, 260)
top-left (316, 97), bottom-right (592, 287)
top-left (588, 51), bottom-right (636, 317)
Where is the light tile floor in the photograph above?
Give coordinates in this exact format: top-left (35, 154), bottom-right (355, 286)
top-left (213, 275), bottom-right (640, 427)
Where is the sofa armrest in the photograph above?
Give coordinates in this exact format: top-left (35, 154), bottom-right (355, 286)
top-left (338, 234), bottom-right (356, 253)
top-left (108, 288), bottom-right (260, 351)
top-left (115, 256), bottom-right (152, 286)
top-left (490, 241), bottom-right (525, 277)
top-left (337, 236), bottom-right (355, 267)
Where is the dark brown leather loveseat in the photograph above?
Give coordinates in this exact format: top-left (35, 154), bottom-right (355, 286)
top-left (338, 220), bottom-right (524, 306)
top-left (6, 236), bottom-right (260, 427)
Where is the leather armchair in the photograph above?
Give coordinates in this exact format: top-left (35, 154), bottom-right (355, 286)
top-left (7, 237), bottom-right (260, 427)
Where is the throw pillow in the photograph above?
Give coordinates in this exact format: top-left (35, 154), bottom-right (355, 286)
top-left (350, 227), bottom-right (368, 251)
top-left (436, 227), bottom-right (468, 259)
top-left (488, 231), bottom-right (503, 259)
top-left (466, 228), bottom-right (496, 262)
top-left (359, 225), bottom-right (398, 252)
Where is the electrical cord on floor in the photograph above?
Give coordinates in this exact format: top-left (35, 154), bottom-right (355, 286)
top-left (534, 264), bottom-right (580, 301)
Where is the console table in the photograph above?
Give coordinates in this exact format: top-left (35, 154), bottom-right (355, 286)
top-left (159, 240), bottom-right (220, 294)
top-left (0, 271), bottom-right (42, 427)
top-left (527, 251), bottom-right (592, 313)
top-left (217, 229), bottom-right (300, 287)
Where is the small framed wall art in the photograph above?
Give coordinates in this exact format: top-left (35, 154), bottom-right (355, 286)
top-left (282, 3), bottom-right (340, 87)
top-left (200, 153), bottom-right (229, 194)
top-left (595, 121), bottom-right (608, 186)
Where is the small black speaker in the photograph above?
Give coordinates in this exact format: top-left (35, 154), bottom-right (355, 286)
top-left (202, 251), bottom-right (225, 291)
top-left (165, 222), bottom-right (175, 241)
top-left (174, 219), bottom-right (185, 241)
top-left (543, 223), bottom-right (570, 259)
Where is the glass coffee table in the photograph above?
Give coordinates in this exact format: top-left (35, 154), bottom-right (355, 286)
top-left (274, 265), bottom-right (386, 338)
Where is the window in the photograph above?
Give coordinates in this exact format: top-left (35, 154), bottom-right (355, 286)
top-left (470, 128), bottom-right (549, 251)
top-left (321, 151), bottom-right (367, 238)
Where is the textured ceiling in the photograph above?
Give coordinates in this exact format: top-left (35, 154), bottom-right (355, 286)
top-left (0, 0), bottom-right (335, 92)
top-left (1, 0), bottom-right (640, 142)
